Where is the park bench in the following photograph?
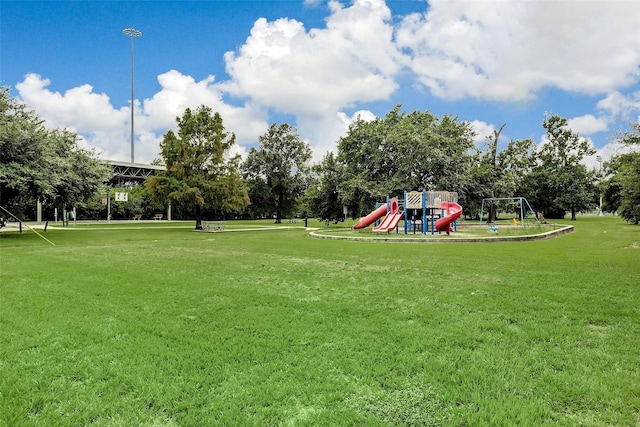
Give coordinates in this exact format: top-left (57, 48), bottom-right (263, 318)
top-left (153, 214), bottom-right (163, 220)
top-left (133, 214), bottom-right (142, 220)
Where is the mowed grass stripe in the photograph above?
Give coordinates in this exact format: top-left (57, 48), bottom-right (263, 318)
top-left (1, 217), bottom-right (639, 425)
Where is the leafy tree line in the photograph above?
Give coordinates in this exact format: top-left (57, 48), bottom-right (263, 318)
top-left (224, 105), bottom-right (601, 223)
top-left (0, 87), bottom-right (110, 220)
top-left (2, 84), bottom-right (639, 225)
top-left (306, 108), bottom-right (607, 222)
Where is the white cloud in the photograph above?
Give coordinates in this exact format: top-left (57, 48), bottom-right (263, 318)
top-left (533, 122), bottom-right (631, 170)
top-left (585, 141), bottom-right (640, 171)
top-left (16, 73), bottom-right (127, 132)
top-left (468, 120), bottom-right (496, 145)
top-left (14, 72), bottom-right (268, 164)
top-left (397, 0), bottom-right (640, 101)
top-left (141, 70), bottom-right (268, 150)
top-left (567, 114), bottom-right (609, 136)
top-left (216, 0), bottom-right (410, 161)
top-left (12, 0), bottom-right (640, 167)
top-left (16, 73), bottom-right (131, 160)
top-left (296, 109), bottom-right (378, 163)
top-left (337, 109), bottom-right (377, 126)
top-left (221, 0), bottom-right (405, 116)
top-left (596, 91), bottom-right (640, 120)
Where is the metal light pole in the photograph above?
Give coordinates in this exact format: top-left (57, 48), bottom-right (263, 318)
top-left (596, 155), bottom-right (603, 216)
top-left (123, 28), bottom-right (142, 164)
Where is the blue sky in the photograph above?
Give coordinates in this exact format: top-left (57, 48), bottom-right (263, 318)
top-left (2, 0), bottom-right (640, 167)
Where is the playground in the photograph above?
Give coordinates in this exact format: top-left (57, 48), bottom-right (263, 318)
top-left (353, 191), bottom-right (464, 235)
top-left (308, 190), bottom-right (569, 242)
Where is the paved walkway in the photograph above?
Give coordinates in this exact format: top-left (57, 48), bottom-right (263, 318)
top-left (0, 220), bottom-right (312, 233)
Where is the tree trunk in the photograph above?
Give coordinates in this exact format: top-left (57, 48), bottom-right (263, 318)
top-left (490, 204), bottom-right (498, 223)
top-left (489, 124), bottom-right (506, 223)
top-left (275, 188), bottom-right (283, 224)
top-left (571, 207), bottom-right (577, 221)
top-left (195, 205), bottom-right (203, 229)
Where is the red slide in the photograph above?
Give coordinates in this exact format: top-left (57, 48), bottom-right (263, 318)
top-left (435, 202), bottom-right (463, 232)
top-left (352, 198), bottom-right (398, 230)
top-left (373, 211), bottom-right (405, 232)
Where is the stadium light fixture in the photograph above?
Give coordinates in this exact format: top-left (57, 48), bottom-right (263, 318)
top-left (123, 28), bottom-right (142, 164)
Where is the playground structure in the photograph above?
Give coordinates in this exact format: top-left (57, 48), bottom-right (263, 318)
top-left (479, 197), bottom-right (540, 226)
top-left (353, 190), bottom-right (462, 235)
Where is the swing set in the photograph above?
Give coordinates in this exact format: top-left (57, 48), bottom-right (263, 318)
top-left (479, 197), bottom-right (540, 226)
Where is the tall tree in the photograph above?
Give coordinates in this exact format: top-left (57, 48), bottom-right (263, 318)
top-left (145, 106), bottom-right (249, 229)
top-left (304, 152), bottom-right (346, 223)
top-left (523, 114), bottom-right (596, 220)
top-left (465, 136), bottom-right (536, 220)
top-left (44, 129), bottom-right (111, 212)
top-left (603, 152), bottom-right (640, 224)
top-left (242, 123), bottom-right (312, 223)
top-left (602, 120), bottom-right (640, 224)
top-left (496, 138), bottom-right (537, 196)
top-left (335, 114), bottom-right (387, 217)
top-left (336, 106), bottom-right (476, 217)
top-left (487, 124), bottom-right (506, 222)
top-left (0, 86), bottom-right (48, 213)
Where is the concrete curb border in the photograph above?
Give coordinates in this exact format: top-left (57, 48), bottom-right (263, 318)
top-left (309, 224), bottom-right (574, 243)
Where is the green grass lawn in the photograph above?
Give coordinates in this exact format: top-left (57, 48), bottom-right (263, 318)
top-left (1, 217), bottom-right (639, 426)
